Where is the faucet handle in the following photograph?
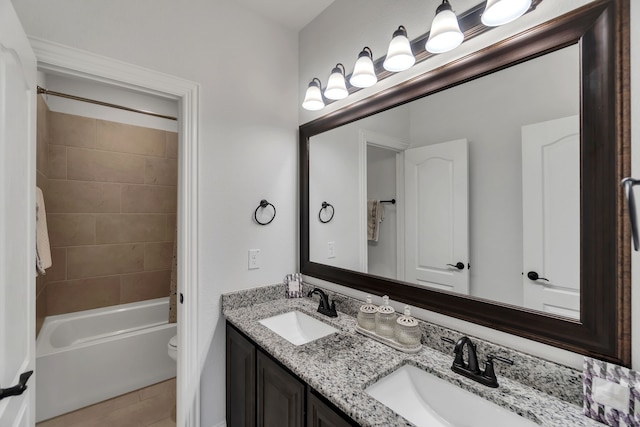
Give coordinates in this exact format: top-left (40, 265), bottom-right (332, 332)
top-left (441, 336), bottom-right (455, 345)
top-left (483, 354), bottom-right (514, 383)
top-left (488, 354), bottom-right (514, 366)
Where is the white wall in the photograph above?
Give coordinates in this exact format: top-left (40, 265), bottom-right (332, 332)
top-left (299, 0), bottom-right (640, 371)
top-left (309, 127), bottom-right (362, 270)
top-left (12, 0), bottom-right (299, 425)
top-left (308, 105), bottom-right (409, 271)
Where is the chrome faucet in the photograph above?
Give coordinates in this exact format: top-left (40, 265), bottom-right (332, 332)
top-left (442, 336), bottom-right (513, 388)
top-left (307, 288), bottom-right (338, 317)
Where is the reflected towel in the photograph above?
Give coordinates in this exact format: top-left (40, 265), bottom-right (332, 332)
top-left (367, 199), bottom-right (385, 242)
top-left (36, 187), bottom-right (52, 275)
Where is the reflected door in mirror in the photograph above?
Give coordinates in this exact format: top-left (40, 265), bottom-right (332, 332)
top-left (405, 139), bottom-right (469, 294)
top-left (522, 116), bottom-right (580, 319)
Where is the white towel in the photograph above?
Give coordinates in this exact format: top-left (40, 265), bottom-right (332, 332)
top-left (367, 199), bottom-right (385, 242)
top-left (36, 187), bottom-right (52, 275)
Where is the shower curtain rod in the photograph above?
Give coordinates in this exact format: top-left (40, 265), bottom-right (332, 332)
top-left (37, 86), bottom-right (178, 121)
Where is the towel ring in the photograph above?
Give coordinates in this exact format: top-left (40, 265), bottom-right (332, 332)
top-left (319, 201), bottom-right (335, 224)
top-left (254, 199), bottom-right (276, 225)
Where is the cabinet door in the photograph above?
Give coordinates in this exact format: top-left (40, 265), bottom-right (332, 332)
top-left (307, 390), bottom-right (354, 427)
top-left (226, 323), bottom-right (256, 427)
top-left (256, 351), bottom-right (305, 427)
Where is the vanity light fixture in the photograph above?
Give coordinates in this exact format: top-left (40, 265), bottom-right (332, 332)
top-left (324, 63), bottom-right (349, 100)
top-left (383, 26), bottom-right (415, 72)
top-left (426, 0), bottom-right (464, 54)
top-left (302, 78), bottom-right (325, 111)
top-left (481, 0), bottom-right (532, 27)
top-left (350, 47), bottom-right (378, 88)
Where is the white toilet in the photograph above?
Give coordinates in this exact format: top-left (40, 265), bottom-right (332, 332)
top-left (168, 335), bottom-right (177, 361)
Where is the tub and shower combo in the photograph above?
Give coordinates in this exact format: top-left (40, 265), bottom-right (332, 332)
top-left (36, 297), bottom-right (177, 422)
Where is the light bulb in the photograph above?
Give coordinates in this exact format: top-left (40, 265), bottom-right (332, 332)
top-left (350, 47), bottom-right (377, 88)
top-left (383, 26), bottom-right (415, 72)
top-left (302, 78), bottom-right (324, 111)
top-left (426, 0), bottom-right (464, 54)
top-left (482, 0), bottom-right (532, 27)
top-left (324, 63), bottom-right (348, 100)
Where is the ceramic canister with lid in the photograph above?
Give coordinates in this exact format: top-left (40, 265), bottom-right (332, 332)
top-left (375, 295), bottom-right (396, 338)
top-left (395, 305), bottom-right (421, 346)
top-left (357, 295), bottom-right (378, 331)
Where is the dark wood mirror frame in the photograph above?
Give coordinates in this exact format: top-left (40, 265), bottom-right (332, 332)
top-left (300, 0), bottom-right (630, 366)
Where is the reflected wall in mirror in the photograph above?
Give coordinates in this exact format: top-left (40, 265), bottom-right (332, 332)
top-left (309, 45), bottom-right (580, 317)
top-left (300, 0), bottom-right (630, 365)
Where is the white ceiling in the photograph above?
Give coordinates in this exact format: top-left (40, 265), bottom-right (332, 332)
top-left (235, 0), bottom-right (335, 31)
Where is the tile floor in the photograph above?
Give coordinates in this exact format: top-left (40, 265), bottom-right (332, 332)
top-left (36, 378), bottom-right (176, 427)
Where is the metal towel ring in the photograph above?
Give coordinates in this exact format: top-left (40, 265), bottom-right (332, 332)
top-left (319, 201), bottom-right (335, 223)
top-left (254, 199), bottom-right (276, 225)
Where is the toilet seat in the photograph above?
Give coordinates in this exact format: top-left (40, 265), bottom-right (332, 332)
top-left (168, 335), bottom-right (178, 361)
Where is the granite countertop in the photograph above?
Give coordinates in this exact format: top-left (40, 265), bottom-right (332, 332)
top-left (223, 294), bottom-right (603, 427)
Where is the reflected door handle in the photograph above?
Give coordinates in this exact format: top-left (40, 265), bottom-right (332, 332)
top-left (527, 271), bottom-right (549, 282)
top-left (0, 371), bottom-right (33, 401)
top-left (447, 262), bottom-right (465, 270)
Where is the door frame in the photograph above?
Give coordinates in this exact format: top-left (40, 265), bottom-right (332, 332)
top-left (29, 37), bottom-right (201, 427)
top-left (358, 129), bottom-right (408, 279)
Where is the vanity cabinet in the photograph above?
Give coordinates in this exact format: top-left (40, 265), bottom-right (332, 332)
top-left (226, 323), bottom-right (256, 427)
top-left (226, 322), bottom-right (356, 427)
top-left (307, 391), bottom-right (353, 427)
top-left (257, 350), bottom-right (305, 426)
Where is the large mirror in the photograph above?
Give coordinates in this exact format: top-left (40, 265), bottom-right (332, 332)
top-left (300, 0), bottom-right (630, 365)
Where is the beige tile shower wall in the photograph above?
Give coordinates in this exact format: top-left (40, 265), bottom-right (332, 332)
top-left (44, 111), bottom-right (178, 316)
top-left (36, 96), bottom-right (50, 335)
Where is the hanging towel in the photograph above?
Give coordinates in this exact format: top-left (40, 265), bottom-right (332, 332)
top-left (35, 187), bottom-right (52, 275)
top-left (367, 199), bottom-right (385, 242)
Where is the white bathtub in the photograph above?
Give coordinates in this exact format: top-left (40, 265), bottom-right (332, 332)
top-left (36, 297), bottom-right (177, 422)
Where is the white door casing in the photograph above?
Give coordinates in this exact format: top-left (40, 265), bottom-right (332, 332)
top-left (358, 130), bottom-right (408, 279)
top-left (522, 115), bottom-right (580, 319)
top-left (404, 139), bottom-right (469, 294)
top-left (0, 0), bottom-right (37, 425)
top-left (27, 38), bottom-right (201, 426)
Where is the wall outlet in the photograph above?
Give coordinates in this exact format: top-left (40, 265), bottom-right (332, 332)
top-left (327, 241), bottom-right (336, 259)
top-left (248, 249), bottom-right (260, 269)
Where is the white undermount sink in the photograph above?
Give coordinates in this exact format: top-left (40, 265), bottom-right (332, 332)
top-left (365, 364), bottom-right (539, 427)
top-left (258, 311), bottom-right (339, 345)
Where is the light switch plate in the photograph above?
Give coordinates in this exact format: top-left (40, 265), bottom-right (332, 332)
top-left (248, 249), bottom-right (260, 269)
top-left (327, 242), bottom-right (336, 259)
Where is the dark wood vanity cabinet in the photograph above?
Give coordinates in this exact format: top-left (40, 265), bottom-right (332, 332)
top-left (226, 323), bottom-right (256, 427)
top-left (307, 391), bottom-right (353, 427)
top-left (257, 350), bottom-right (305, 427)
top-left (226, 322), bottom-right (356, 427)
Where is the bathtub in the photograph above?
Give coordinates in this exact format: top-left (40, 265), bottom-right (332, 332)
top-left (36, 297), bottom-right (177, 422)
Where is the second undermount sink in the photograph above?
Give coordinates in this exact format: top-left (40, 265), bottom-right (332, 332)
top-left (258, 311), bottom-right (339, 345)
top-left (365, 364), bottom-right (539, 427)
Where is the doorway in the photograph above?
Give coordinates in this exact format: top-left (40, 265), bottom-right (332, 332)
top-left (30, 38), bottom-right (200, 427)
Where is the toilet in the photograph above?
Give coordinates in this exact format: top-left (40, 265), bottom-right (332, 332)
top-left (168, 335), bottom-right (177, 361)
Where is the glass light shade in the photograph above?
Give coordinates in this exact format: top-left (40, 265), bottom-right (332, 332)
top-left (302, 79), bottom-right (324, 111)
top-left (482, 0), bottom-right (532, 26)
top-left (426, 2), bottom-right (464, 54)
top-left (324, 64), bottom-right (348, 100)
top-left (350, 48), bottom-right (377, 88)
top-left (383, 26), bottom-right (415, 72)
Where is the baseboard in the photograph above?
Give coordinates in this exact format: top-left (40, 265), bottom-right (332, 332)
top-left (212, 421), bottom-right (226, 427)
